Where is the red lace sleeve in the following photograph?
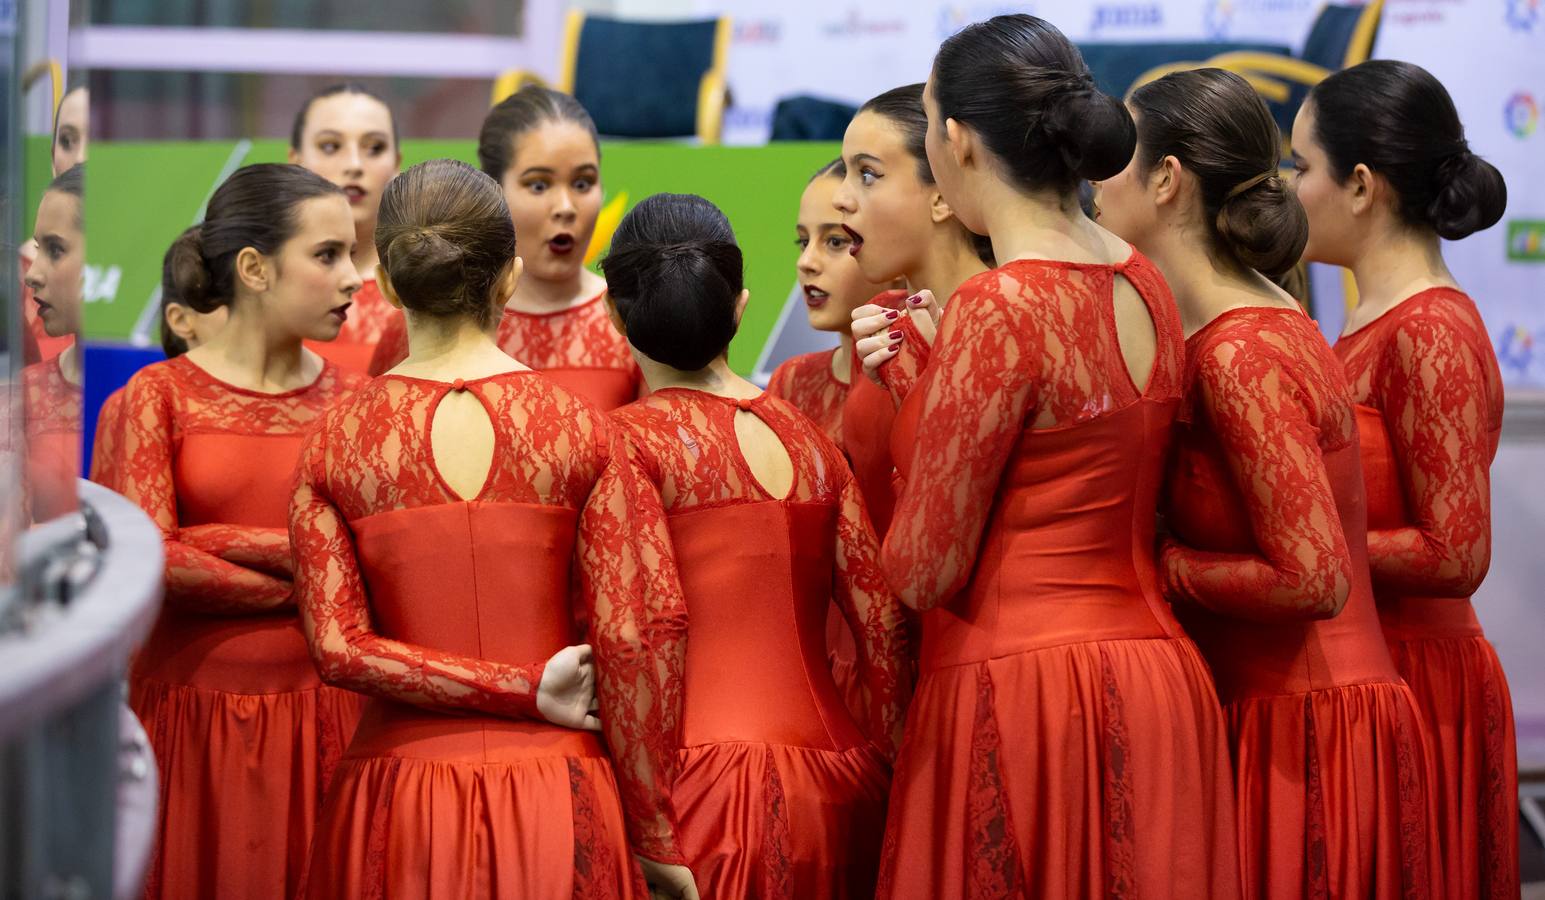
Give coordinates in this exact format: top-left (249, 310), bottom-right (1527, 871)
top-left (876, 312), bottom-right (931, 408)
top-left (117, 371), bottom-right (294, 614)
top-left (1367, 310), bottom-right (1495, 597)
top-left (581, 431), bottom-right (689, 865)
top-left (178, 523), bottom-right (293, 578)
top-left (832, 472), bottom-right (911, 756)
top-left (89, 388), bottom-right (125, 490)
top-left (880, 281), bottom-right (1039, 610)
top-left (366, 313), bottom-right (410, 376)
top-left (1161, 331), bottom-right (1353, 622)
top-left (289, 421), bottom-right (546, 720)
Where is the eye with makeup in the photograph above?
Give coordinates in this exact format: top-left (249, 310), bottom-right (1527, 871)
top-left (39, 236), bottom-right (68, 261)
top-left (859, 166), bottom-right (881, 187)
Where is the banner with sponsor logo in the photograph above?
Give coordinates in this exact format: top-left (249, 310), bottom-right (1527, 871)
top-left (696, 0), bottom-right (1323, 144)
top-left (1368, 0), bottom-right (1544, 388)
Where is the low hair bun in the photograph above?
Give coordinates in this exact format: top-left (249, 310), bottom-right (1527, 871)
top-left (1214, 173), bottom-right (1309, 277)
top-left (168, 226), bottom-right (220, 314)
top-left (1042, 86), bottom-right (1136, 183)
top-left (1427, 149), bottom-right (1507, 240)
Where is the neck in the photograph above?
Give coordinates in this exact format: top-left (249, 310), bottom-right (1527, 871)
top-left (57, 341), bottom-right (82, 385)
top-left (1345, 227), bottom-right (1454, 331)
top-left (909, 228), bottom-right (988, 303)
top-left (404, 311), bottom-right (500, 364)
top-left (509, 264), bottom-right (596, 313)
top-left (353, 219), bottom-right (380, 279)
top-left (635, 352), bottom-right (759, 399)
top-left (199, 299), bottom-right (309, 388)
top-left (1142, 227), bottom-right (1286, 337)
top-left (831, 332), bottom-right (854, 384)
top-left (980, 186), bottom-right (1100, 265)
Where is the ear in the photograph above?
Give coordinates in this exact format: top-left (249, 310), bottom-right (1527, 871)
top-left (928, 189), bottom-right (956, 226)
top-left (602, 291), bottom-right (626, 336)
top-left (1349, 163), bottom-right (1376, 217)
top-left (234, 246), bottom-right (271, 294)
top-left (496, 256), bottom-right (523, 302)
top-left (376, 265), bottom-right (403, 310)
top-left (286, 147), bottom-right (301, 165)
top-left (733, 288), bottom-right (750, 327)
top-left (1152, 155), bottom-right (1183, 208)
top-left (162, 302), bottom-right (197, 342)
top-left (944, 118), bottom-right (971, 171)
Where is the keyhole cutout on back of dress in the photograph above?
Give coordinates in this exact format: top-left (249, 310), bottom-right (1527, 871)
top-left (1112, 272), bottom-right (1158, 395)
top-left (430, 384), bottom-right (497, 502)
top-left (733, 405), bottom-right (795, 501)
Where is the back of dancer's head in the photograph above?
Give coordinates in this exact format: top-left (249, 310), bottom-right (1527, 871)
top-left (168, 163), bottom-right (341, 314)
top-left (601, 193), bottom-right (743, 371)
top-left (1307, 60), bottom-right (1505, 240)
top-left (478, 85), bottom-right (600, 185)
top-left (375, 159), bottom-right (516, 329)
top-left (932, 14), bottom-right (1134, 197)
top-left (1131, 68), bottom-right (1307, 277)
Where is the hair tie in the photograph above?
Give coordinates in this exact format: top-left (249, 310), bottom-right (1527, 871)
top-left (1224, 171), bottom-right (1276, 201)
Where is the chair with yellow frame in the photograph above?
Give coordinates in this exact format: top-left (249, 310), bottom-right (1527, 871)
top-left (491, 10), bottom-right (732, 145)
top-left (1125, 0), bottom-right (1385, 313)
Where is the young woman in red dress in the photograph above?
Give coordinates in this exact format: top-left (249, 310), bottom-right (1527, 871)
top-left (19, 165), bottom-right (85, 522)
top-left (769, 158), bottom-right (905, 730)
top-left (829, 84), bottom-right (990, 537)
top-left (1097, 67), bottom-right (1440, 899)
top-left (868, 17), bottom-right (1239, 897)
top-left (369, 87), bottom-right (641, 409)
top-left (289, 83), bottom-right (403, 373)
top-left (21, 86), bottom-right (88, 365)
top-left (600, 193), bottom-right (911, 899)
top-left (1294, 60), bottom-right (1516, 899)
top-left (92, 239), bottom-right (228, 491)
top-left (291, 158), bottom-right (649, 899)
top-left (112, 164), bottom-right (368, 899)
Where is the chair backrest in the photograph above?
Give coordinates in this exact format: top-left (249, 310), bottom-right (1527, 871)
top-left (1301, 1), bottom-right (1382, 70)
top-left (768, 96), bottom-right (857, 142)
top-left (567, 15), bottom-right (725, 139)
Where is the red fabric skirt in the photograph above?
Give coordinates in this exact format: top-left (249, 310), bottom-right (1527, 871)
top-left (875, 637), bottom-right (1239, 899)
top-left (673, 741), bottom-right (890, 899)
top-left (300, 702), bottom-right (647, 900)
top-left (1382, 598), bottom-right (1519, 899)
top-left (1228, 681), bottom-right (1439, 898)
top-left (130, 610), bottom-right (363, 900)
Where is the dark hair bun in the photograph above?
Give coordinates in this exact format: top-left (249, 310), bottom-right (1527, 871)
top-left (168, 226), bottom-right (219, 314)
top-left (1215, 174), bottom-right (1309, 277)
top-left (601, 193), bottom-right (743, 372)
top-left (383, 229), bottom-right (469, 316)
top-left (1429, 151), bottom-right (1507, 241)
top-left (1042, 86), bottom-right (1136, 183)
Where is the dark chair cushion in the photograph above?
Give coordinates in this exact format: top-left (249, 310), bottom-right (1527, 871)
top-left (769, 96), bottom-right (858, 142)
top-left (571, 17), bottom-right (720, 139)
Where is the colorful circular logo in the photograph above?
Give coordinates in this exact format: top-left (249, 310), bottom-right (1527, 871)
top-left (1505, 91), bottom-right (1539, 137)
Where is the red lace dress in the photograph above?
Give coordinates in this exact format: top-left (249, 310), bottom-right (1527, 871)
top-left (768, 344), bottom-right (879, 731)
top-left (1164, 306), bottom-right (1439, 898)
top-left (875, 253), bottom-right (1239, 899)
top-left (840, 289), bottom-right (910, 537)
top-left (306, 278), bottom-right (403, 374)
top-left (291, 372), bottom-right (648, 899)
top-left (1335, 287), bottom-right (1517, 900)
top-left (114, 355), bottom-right (368, 900)
top-left (21, 356), bottom-right (81, 521)
top-left (608, 388), bottom-right (911, 898)
top-left (90, 385), bottom-right (127, 491)
top-left (368, 291), bottom-right (643, 410)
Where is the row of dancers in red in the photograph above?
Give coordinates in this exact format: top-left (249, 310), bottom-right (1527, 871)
top-left (80, 12), bottom-right (1516, 899)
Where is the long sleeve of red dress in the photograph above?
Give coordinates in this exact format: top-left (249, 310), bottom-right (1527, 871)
top-left (117, 373), bottom-right (293, 614)
top-left (1365, 308), bottom-right (1496, 598)
top-left (1161, 324), bottom-right (1355, 623)
top-left (880, 284), bottom-right (1039, 611)
top-left (582, 433), bottom-right (690, 865)
top-left (832, 472), bottom-right (911, 755)
top-left (289, 423), bottom-right (547, 721)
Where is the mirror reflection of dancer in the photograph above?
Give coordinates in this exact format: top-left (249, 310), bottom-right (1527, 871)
top-left (867, 17), bottom-right (1239, 897)
top-left (1296, 60), bottom-right (1515, 900)
top-left (1098, 67), bottom-right (1440, 898)
top-left (369, 87), bottom-right (643, 410)
top-left (111, 164), bottom-right (368, 900)
top-left (19, 165), bottom-right (85, 522)
top-left (289, 82), bottom-right (404, 373)
top-left (293, 159), bottom-right (650, 898)
top-left (21, 86), bottom-right (88, 364)
top-left (601, 192), bottom-right (910, 899)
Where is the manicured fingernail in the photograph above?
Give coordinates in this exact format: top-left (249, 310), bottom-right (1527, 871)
top-left (908, 294), bottom-right (924, 305)
top-left (885, 310), bottom-right (900, 320)
top-left (888, 330), bottom-right (903, 340)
